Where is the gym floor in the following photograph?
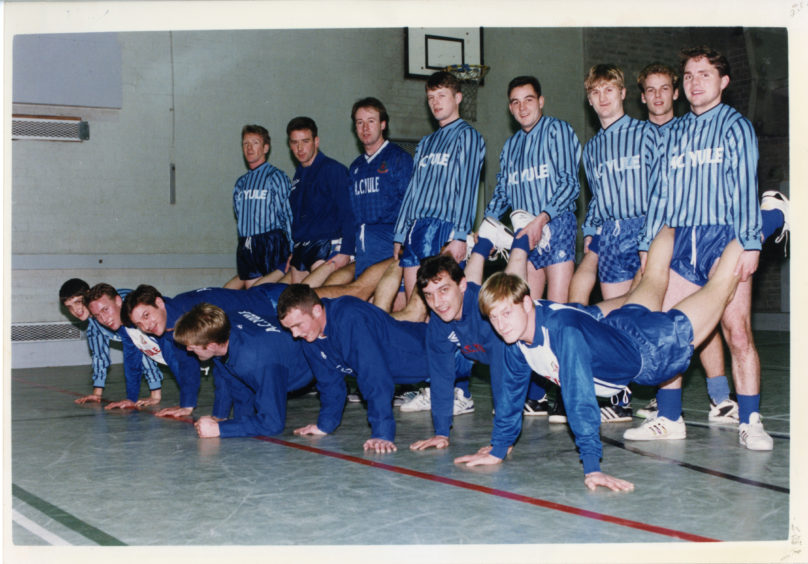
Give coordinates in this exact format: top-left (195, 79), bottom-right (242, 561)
top-left (7, 329), bottom-right (793, 562)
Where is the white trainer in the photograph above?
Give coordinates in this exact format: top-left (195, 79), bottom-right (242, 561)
top-left (453, 388), bottom-right (475, 415)
top-left (739, 412), bottom-right (774, 451)
top-left (399, 387), bottom-right (431, 412)
top-left (636, 397), bottom-right (658, 419)
top-left (760, 190), bottom-right (790, 244)
top-left (477, 217), bottom-right (514, 255)
top-left (708, 398), bottom-right (739, 424)
top-left (393, 390), bottom-right (419, 407)
top-left (623, 416), bottom-right (686, 441)
top-left (509, 209), bottom-right (534, 232)
top-left (510, 209), bottom-right (551, 253)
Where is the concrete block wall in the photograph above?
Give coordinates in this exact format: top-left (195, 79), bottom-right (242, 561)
top-left (11, 26), bottom-right (788, 368)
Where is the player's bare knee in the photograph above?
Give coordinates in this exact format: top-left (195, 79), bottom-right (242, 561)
top-left (722, 322), bottom-right (754, 354)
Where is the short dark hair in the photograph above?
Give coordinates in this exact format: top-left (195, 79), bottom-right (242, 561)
top-left (173, 303), bottom-right (231, 347)
top-left (351, 97), bottom-right (389, 124)
top-left (241, 124), bottom-right (271, 153)
top-left (286, 116), bottom-right (318, 138)
top-left (351, 97), bottom-right (390, 139)
top-left (679, 46), bottom-right (730, 78)
top-left (637, 62), bottom-right (679, 92)
top-left (85, 283), bottom-right (118, 306)
top-left (122, 284), bottom-right (163, 324)
top-left (507, 75), bottom-right (542, 98)
top-left (277, 284), bottom-right (322, 320)
top-left (59, 278), bottom-right (89, 303)
top-left (415, 255), bottom-right (465, 292)
top-left (426, 70), bottom-right (461, 94)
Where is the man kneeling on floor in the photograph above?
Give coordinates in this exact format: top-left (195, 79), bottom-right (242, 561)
top-left (173, 303), bottom-right (314, 438)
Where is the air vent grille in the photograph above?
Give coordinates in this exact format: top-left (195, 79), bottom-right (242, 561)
top-left (11, 322), bottom-right (82, 342)
top-left (12, 115), bottom-right (89, 141)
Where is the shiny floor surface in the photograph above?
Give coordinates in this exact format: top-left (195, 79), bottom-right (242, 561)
top-left (8, 331), bottom-right (791, 560)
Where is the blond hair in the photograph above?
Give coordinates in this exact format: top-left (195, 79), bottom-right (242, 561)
top-left (478, 272), bottom-right (530, 317)
top-left (173, 303), bottom-right (230, 347)
top-left (585, 63), bottom-right (625, 92)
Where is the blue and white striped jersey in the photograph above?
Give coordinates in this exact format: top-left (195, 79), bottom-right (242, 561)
top-left (581, 114), bottom-right (660, 238)
top-left (485, 116), bottom-right (581, 220)
top-left (394, 119), bottom-right (485, 243)
top-left (639, 104), bottom-right (762, 251)
top-left (86, 317), bottom-right (116, 387)
top-left (233, 161), bottom-right (293, 245)
top-left (86, 289), bottom-right (163, 400)
top-left (348, 140), bottom-right (413, 226)
top-left (651, 116), bottom-right (679, 132)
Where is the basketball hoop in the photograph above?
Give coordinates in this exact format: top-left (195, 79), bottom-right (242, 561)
top-left (445, 63), bottom-right (490, 122)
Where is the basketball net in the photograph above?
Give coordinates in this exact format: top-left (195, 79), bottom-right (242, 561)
top-left (445, 64), bottom-right (490, 122)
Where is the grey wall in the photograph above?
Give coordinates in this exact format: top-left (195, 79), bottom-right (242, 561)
top-left (12, 28), bottom-right (587, 324)
top-left (11, 27), bottom-right (786, 332)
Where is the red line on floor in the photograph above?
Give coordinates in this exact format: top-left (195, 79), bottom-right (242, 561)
top-left (256, 436), bottom-right (719, 543)
top-left (13, 375), bottom-right (718, 541)
top-left (12, 377), bottom-right (84, 398)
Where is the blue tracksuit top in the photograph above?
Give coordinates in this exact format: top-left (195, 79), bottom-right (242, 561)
top-left (485, 115), bottom-right (581, 220)
top-left (298, 296), bottom-right (428, 442)
top-left (348, 140), bottom-right (413, 226)
top-left (232, 160), bottom-right (294, 246)
top-left (494, 300), bottom-right (643, 473)
top-left (581, 114), bottom-right (660, 238)
top-left (159, 287), bottom-right (278, 410)
top-left (214, 308), bottom-right (313, 438)
top-left (289, 151), bottom-right (356, 254)
top-left (426, 282), bottom-right (504, 436)
top-left (639, 103), bottom-right (762, 251)
top-left (394, 118), bottom-right (485, 243)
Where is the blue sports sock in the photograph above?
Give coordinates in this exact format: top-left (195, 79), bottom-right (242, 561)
top-left (527, 375), bottom-right (548, 401)
top-left (736, 394), bottom-right (760, 424)
top-left (761, 209), bottom-right (784, 241)
top-left (510, 233), bottom-right (532, 253)
top-left (656, 388), bottom-right (682, 421)
top-left (472, 237), bottom-right (494, 258)
top-left (706, 375), bottom-right (731, 404)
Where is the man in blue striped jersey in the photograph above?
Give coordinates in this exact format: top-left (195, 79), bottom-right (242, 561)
top-left (484, 75), bottom-right (582, 418)
top-left (59, 279), bottom-right (164, 407)
top-left (393, 70), bottom-right (485, 299)
top-left (485, 75), bottom-right (581, 303)
top-left (348, 98), bottom-right (413, 282)
top-left (638, 63), bottom-right (680, 129)
top-left (628, 46), bottom-right (773, 450)
top-left (568, 65), bottom-right (661, 423)
top-left (287, 116), bottom-right (356, 284)
top-left (581, 64), bottom-right (659, 301)
top-left (225, 125), bottom-right (294, 290)
top-left (634, 62), bottom-right (739, 425)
